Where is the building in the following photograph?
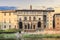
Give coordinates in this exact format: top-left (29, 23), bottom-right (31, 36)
top-left (0, 10), bottom-right (18, 30)
top-left (0, 9), bottom-right (54, 32)
top-left (53, 14), bottom-right (60, 30)
top-left (16, 10), bottom-right (54, 32)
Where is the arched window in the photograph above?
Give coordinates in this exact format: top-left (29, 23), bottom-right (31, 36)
top-left (37, 21), bottom-right (41, 28)
top-left (19, 22), bottom-right (23, 29)
top-left (25, 25), bottom-right (27, 29)
top-left (28, 23), bottom-right (30, 29)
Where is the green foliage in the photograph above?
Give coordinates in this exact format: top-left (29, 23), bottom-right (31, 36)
top-left (0, 29), bottom-right (20, 33)
top-left (0, 34), bottom-right (16, 39)
top-left (0, 30), bottom-right (5, 32)
top-left (22, 34), bottom-right (60, 38)
top-left (5, 29), bottom-right (19, 32)
top-left (0, 34), bottom-right (4, 38)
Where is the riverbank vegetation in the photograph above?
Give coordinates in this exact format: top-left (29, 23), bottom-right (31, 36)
top-left (0, 29), bottom-right (20, 33)
top-left (22, 34), bottom-right (60, 38)
top-left (0, 34), bottom-right (16, 39)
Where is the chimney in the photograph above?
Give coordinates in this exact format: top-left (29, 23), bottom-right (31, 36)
top-left (30, 5), bottom-right (32, 10)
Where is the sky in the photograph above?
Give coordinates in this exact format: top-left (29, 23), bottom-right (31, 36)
top-left (0, 0), bottom-right (60, 9)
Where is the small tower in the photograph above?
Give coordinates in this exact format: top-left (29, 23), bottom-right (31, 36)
top-left (30, 5), bottom-right (32, 10)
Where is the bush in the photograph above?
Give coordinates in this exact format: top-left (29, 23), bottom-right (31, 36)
top-left (0, 29), bottom-right (20, 33)
top-left (5, 29), bottom-right (20, 32)
top-left (22, 34), bottom-right (60, 38)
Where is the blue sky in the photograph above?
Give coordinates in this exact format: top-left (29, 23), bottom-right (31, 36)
top-left (0, 0), bottom-right (60, 9)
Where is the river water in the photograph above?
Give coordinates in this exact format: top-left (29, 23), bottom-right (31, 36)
top-left (0, 38), bottom-right (60, 40)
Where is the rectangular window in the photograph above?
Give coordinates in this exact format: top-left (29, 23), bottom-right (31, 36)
top-left (4, 13), bottom-right (6, 16)
top-left (33, 17), bottom-right (36, 21)
top-left (33, 25), bottom-right (35, 29)
top-left (24, 17), bottom-right (27, 21)
top-left (9, 13), bottom-right (11, 16)
top-left (28, 24), bottom-right (30, 29)
top-left (43, 15), bottom-right (46, 28)
top-left (57, 23), bottom-right (59, 25)
top-left (25, 25), bottom-right (27, 29)
top-left (4, 25), bottom-right (6, 28)
top-left (9, 25), bottom-right (11, 29)
top-left (15, 25), bottom-right (16, 29)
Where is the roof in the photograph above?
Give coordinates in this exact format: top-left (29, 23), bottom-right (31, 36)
top-left (0, 10), bottom-right (16, 13)
top-left (16, 9), bottom-right (54, 12)
top-left (0, 9), bottom-right (54, 13)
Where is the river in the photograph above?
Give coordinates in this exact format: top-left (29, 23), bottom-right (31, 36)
top-left (0, 38), bottom-right (60, 40)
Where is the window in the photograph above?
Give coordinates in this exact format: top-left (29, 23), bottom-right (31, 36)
top-left (25, 25), bottom-right (27, 29)
top-left (37, 21), bottom-right (41, 28)
top-left (39, 18), bottom-right (41, 20)
top-left (4, 25), bottom-right (6, 28)
top-left (4, 13), bottom-right (6, 16)
top-left (9, 13), bottom-right (11, 16)
top-left (24, 17), bottom-right (27, 21)
top-left (31, 24), bottom-right (32, 29)
top-left (53, 17), bottom-right (55, 29)
top-left (33, 25), bottom-right (35, 29)
top-left (19, 18), bottom-right (21, 21)
top-left (19, 22), bottom-right (23, 29)
top-left (44, 25), bottom-right (46, 28)
top-left (33, 17), bottom-right (36, 21)
top-left (57, 23), bottom-right (59, 25)
top-left (28, 23), bottom-right (30, 29)
top-left (15, 25), bottom-right (16, 29)
top-left (29, 17), bottom-right (31, 21)
top-left (9, 25), bottom-right (11, 29)
top-left (43, 15), bottom-right (46, 22)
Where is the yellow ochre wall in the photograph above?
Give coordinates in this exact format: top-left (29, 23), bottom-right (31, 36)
top-left (0, 10), bottom-right (18, 30)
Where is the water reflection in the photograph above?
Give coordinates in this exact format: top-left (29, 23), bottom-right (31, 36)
top-left (23, 38), bottom-right (60, 40)
top-left (0, 38), bottom-right (60, 40)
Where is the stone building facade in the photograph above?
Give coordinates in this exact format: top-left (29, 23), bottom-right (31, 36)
top-left (53, 14), bottom-right (60, 31)
top-left (0, 10), bottom-right (18, 30)
top-left (16, 10), bottom-right (54, 32)
top-left (0, 9), bottom-right (54, 32)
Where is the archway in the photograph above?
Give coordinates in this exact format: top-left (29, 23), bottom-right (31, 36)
top-left (37, 21), bottom-right (41, 28)
top-left (28, 23), bottom-right (30, 29)
top-left (19, 21), bottom-right (23, 29)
